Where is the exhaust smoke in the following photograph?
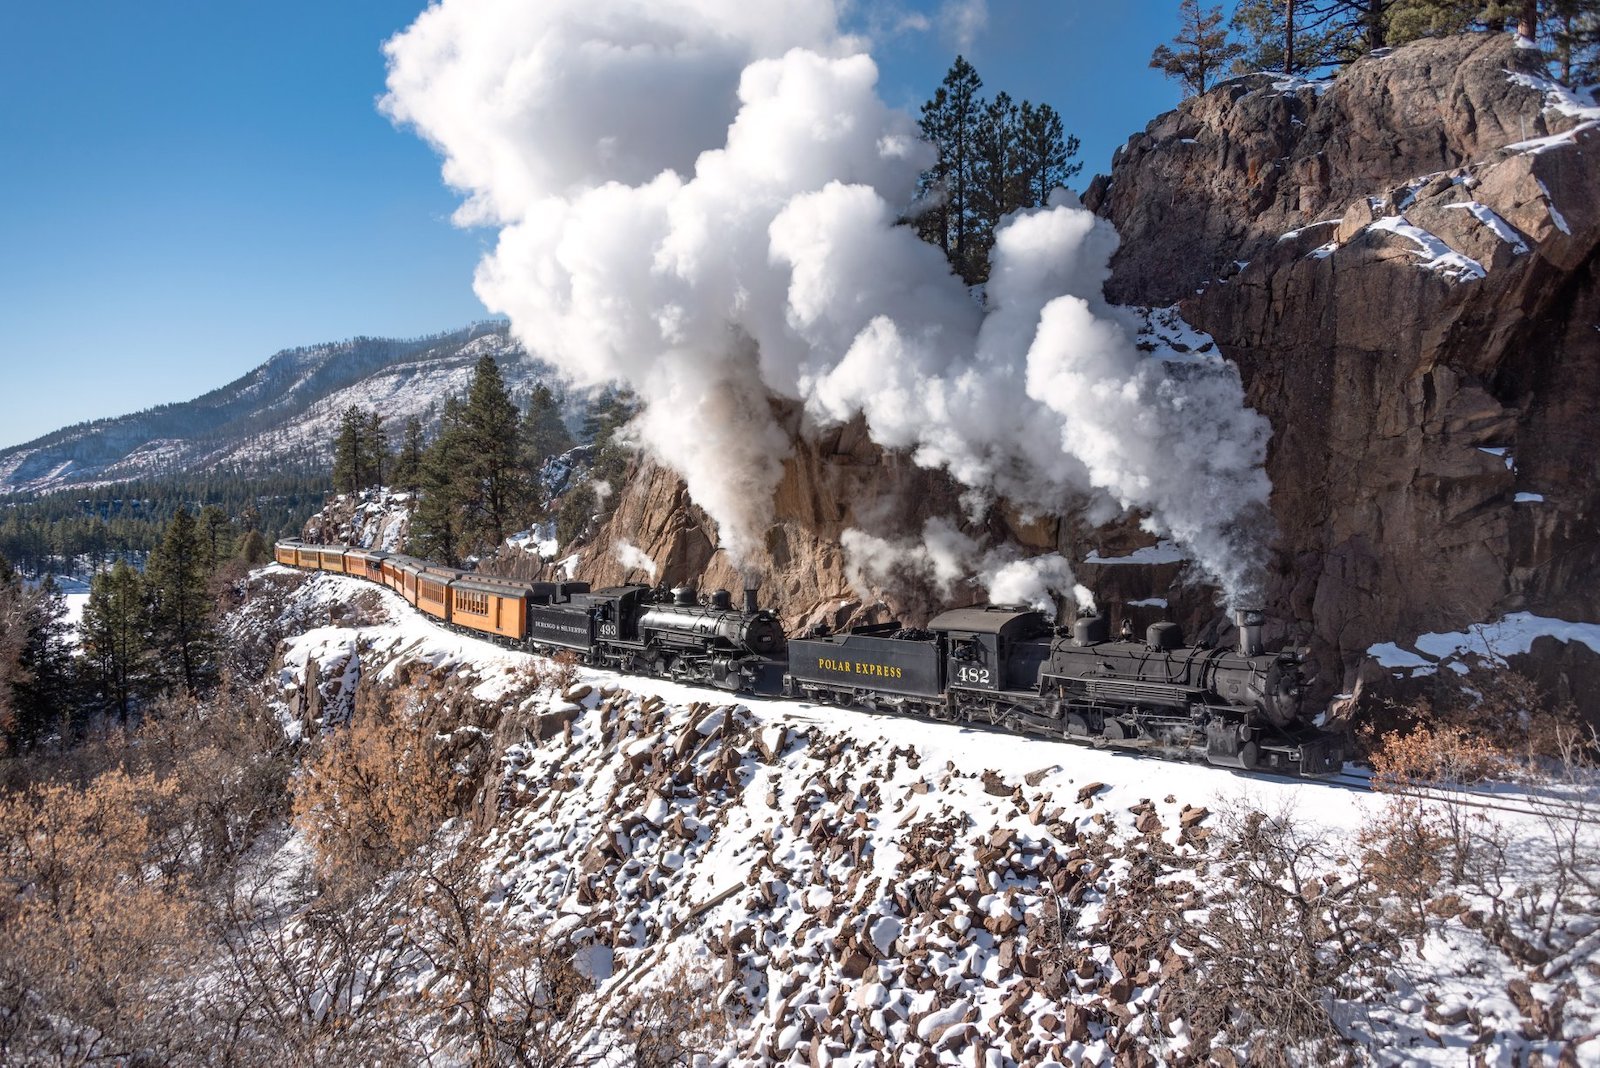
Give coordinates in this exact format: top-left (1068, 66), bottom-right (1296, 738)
top-left (383, 0), bottom-right (1275, 605)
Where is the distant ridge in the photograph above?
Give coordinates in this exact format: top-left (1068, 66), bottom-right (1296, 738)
top-left (0, 322), bottom-right (569, 495)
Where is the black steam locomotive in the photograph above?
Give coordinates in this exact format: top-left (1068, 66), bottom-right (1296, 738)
top-left (531, 582), bottom-right (787, 694)
top-left (277, 540), bottom-right (1343, 776)
top-left (786, 606), bottom-right (1341, 776)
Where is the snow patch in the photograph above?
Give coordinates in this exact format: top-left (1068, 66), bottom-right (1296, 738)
top-left (1084, 541), bottom-right (1186, 566)
top-left (1368, 216), bottom-right (1486, 282)
top-left (1369, 613), bottom-right (1600, 677)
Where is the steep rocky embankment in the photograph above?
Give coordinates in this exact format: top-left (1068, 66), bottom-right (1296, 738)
top-left (1084, 32), bottom-right (1600, 708)
top-left (576, 33), bottom-right (1597, 716)
top-left (254, 569), bottom-right (1600, 1065)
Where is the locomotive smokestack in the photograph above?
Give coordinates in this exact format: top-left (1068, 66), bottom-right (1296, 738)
top-left (743, 575), bottom-right (759, 615)
top-left (1234, 608), bottom-right (1265, 657)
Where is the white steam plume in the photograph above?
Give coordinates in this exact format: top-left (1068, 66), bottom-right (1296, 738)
top-left (842, 520), bottom-right (1090, 620)
top-left (384, 0), bottom-right (1273, 603)
top-left (612, 539), bottom-right (658, 578)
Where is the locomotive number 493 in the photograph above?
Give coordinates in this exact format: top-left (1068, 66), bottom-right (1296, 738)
top-left (955, 665), bottom-right (992, 685)
top-left (598, 622), bottom-right (618, 638)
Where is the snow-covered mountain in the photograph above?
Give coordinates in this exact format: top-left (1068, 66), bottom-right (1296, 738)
top-left (0, 323), bottom-right (568, 495)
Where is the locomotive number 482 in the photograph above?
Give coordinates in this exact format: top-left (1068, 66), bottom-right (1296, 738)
top-left (955, 665), bottom-right (992, 685)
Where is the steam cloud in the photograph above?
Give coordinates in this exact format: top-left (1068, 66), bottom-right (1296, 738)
top-left (612, 539), bottom-right (659, 578)
top-left (842, 520), bottom-right (1094, 620)
top-left (383, 0), bottom-right (1273, 604)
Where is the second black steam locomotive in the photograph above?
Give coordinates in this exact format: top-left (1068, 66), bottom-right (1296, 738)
top-left (786, 606), bottom-right (1341, 776)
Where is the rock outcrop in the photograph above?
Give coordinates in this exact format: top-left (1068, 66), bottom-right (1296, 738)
top-left (1084, 34), bottom-right (1577, 303)
top-left (1086, 32), bottom-right (1599, 703)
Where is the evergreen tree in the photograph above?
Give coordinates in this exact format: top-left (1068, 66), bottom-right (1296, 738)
top-left (971, 91), bottom-right (1023, 268)
top-left (410, 400), bottom-right (469, 566)
top-left (1152, 0), bottom-right (1248, 95)
top-left (916, 58), bottom-right (1081, 284)
top-left (362, 410), bottom-right (388, 489)
top-left (1384, 0), bottom-right (1543, 43)
top-left (8, 576), bottom-right (74, 748)
top-left (199, 504), bottom-right (233, 573)
top-left (916, 56), bottom-right (985, 282)
top-left (521, 385), bottom-right (575, 473)
top-left (1549, 0), bottom-right (1600, 83)
top-left (147, 508), bottom-right (215, 697)
top-left (238, 529), bottom-right (271, 565)
top-left (1231, 0), bottom-right (1346, 73)
top-left (331, 405), bottom-right (367, 495)
top-left (1014, 101), bottom-right (1081, 208)
top-left (80, 560), bottom-right (150, 722)
top-left (459, 355), bottom-right (531, 551)
top-left (392, 416), bottom-right (426, 499)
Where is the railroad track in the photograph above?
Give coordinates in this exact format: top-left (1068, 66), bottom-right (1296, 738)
top-left (1327, 770), bottom-right (1600, 825)
top-left (785, 702), bottom-right (1600, 824)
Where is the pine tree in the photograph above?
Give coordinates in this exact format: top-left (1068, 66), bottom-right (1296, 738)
top-left (1231, 0), bottom-right (1347, 73)
top-left (1385, 0), bottom-right (1546, 44)
top-left (410, 400), bottom-right (469, 566)
top-left (147, 508), bottom-right (215, 697)
top-left (916, 56), bottom-right (985, 283)
top-left (1549, 0), bottom-right (1600, 83)
top-left (199, 504), bottom-right (233, 573)
top-left (238, 529), bottom-right (271, 565)
top-left (971, 91), bottom-right (1022, 268)
top-left (521, 385), bottom-right (575, 472)
top-left (362, 410), bottom-right (388, 489)
top-left (916, 59), bottom-right (1081, 284)
top-left (459, 355), bottom-right (531, 551)
top-left (8, 576), bottom-right (75, 748)
top-left (80, 560), bottom-right (150, 722)
top-left (521, 384), bottom-right (576, 513)
top-left (1152, 0), bottom-right (1248, 95)
top-left (392, 417), bottom-right (426, 499)
top-left (1014, 102), bottom-right (1081, 208)
top-left (332, 405), bottom-right (367, 495)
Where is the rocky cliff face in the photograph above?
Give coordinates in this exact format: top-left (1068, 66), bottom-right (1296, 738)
top-left (1085, 32), bottom-right (1600, 707)
top-left (575, 32), bottom-right (1599, 716)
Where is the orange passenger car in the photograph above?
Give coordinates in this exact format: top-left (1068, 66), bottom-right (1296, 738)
top-left (416, 571), bottom-right (454, 621)
top-left (449, 576), bottom-right (530, 642)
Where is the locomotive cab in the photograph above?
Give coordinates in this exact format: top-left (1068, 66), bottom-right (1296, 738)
top-left (928, 605), bottom-right (1054, 692)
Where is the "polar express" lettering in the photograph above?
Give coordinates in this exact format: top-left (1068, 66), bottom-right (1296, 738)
top-left (814, 657), bottom-right (904, 679)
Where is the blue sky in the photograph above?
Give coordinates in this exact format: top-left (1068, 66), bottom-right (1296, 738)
top-left (0, 1), bottom-right (1189, 451)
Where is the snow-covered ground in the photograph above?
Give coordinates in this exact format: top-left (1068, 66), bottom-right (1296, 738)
top-left (262, 569), bottom-right (1600, 1065)
top-left (58, 577), bottom-right (90, 651)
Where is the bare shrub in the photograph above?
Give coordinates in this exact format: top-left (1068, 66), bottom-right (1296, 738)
top-left (545, 651), bottom-right (583, 693)
top-left (127, 691), bottom-right (296, 884)
top-left (0, 767), bottom-right (202, 1062)
top-left (1356, 796), bottom-right (1453, 941)
top-left (1368, 717), bottom-right (1507, 790)
top-left (615, 958), bottom-right (733, 1068)
top-left (1159, 803), bottom-right (1393, 1065)
top-left (1364, 662), bottom-right (1583, 788)
top-left (205, 857), bottom-right (426, 1068)
top-left (409, 835), bottom-right (600, 1068)
top-left (292, 686), bottom-right (456, 894)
